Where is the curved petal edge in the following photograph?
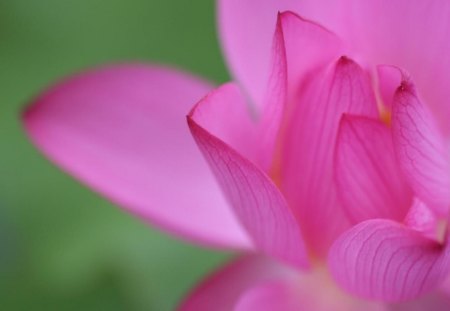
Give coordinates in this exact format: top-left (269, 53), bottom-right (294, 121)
top-left (23, 64), bottom-right (252, 249)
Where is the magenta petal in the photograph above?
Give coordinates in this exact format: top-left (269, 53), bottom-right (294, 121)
top-left (259, 12), bottom-right (341, 171)
top-left (390, 291), bottom-right (450, 311)
top-left (335, 115), bottom-right (412, 223)
top-left (329, 219), bottom-right (450, 302)
top-left (257, 11), bottom-right (343, 171)
top-left (391, 78), bottom-right (450, 215)
top-left (377, 65), bottom-right (403, 111)
top-left (23, 64), bottom-right (251, 249)
top-left (281, 57), bottom-right (379, 255)
top-left (179, 255), bottom-right (291, 311)
top-left (188, 84), bottom-right (308, 268)
top-left (441, 274), bottom-right (450, 295)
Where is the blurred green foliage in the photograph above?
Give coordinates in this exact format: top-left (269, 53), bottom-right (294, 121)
top-left (0, 1), bottom-right (232, 310)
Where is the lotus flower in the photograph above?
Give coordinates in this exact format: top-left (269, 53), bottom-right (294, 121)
top-left (23, 1), bottom-right (450, 310)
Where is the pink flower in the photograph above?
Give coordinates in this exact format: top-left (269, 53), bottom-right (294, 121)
top-left (23, 1), bottom-right (450, 310)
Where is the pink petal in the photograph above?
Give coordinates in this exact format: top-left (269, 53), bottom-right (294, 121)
top-left (276, 11), bottom-right (343, 105)
top-left (188, 83), bottom-right (259, 165)
top-left (217, 0), bottom-right (344, 109)
top-left (280, 56), bottom-right (379, 255)
top-left (340, 1), bottom-right (450, 135)
top-left (403, 198), bottom-right (438, 238)
top-left (335, 115), bottom-right (412, 223)
top-left (23, 64), bottom-right (251, 249)
top-left (219, 1), bottom-right (450, 135)
top-left (329, 219), bottom-right (450, 302)
top-left (389, 291), bottom-right (450, 311)
top-left (179, 255), bottom-right (292, 311)
top-left (377, 65), bottom-right (403, 112)
top-left (188, 84), bottom-right (308, 268)
top-left (391, 77), bottom-right (450, 216)
top-left (258, 11), bottom-right (343, 171)
top-left (441, 274), bottom-right (450, 295)
top-left (234, 280), bottom-right (301, 311)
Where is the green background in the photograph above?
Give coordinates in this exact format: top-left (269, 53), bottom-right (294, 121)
top-left (0, 1), bottom-right (232, 310)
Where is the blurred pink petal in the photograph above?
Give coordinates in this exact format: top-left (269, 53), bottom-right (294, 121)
top-left (280, 56), bottom-right (378, 255)
top-left (441, 274), bottom-right (450, 294)
top-left (188, 84), bottom-right (308, 268)
top-left (236, 278), bottom-right (387, 311)
top-left (389, 291), bottom-right (450, 311)
top-left (179, 255), bottom-right (291, 311)
top-left (329, 219), bottom-right (450, 301)
top-left (335, 115), bottom-right (412, 223)
top-left (391, 77), bottom-right (450, 216)
top-left (182, 255), bottom-right (386, 311)
top-left (234, 280), bottom-right (302, 311)
top-left (218, 0), bottom-right (343, 109)
top-left (23, 64), bottom-right (252, 249)
top-left (403, 198), bottom-right (438, 237)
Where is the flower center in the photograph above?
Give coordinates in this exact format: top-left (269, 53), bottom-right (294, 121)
top-left (288, 264), bottom-right (384, 310)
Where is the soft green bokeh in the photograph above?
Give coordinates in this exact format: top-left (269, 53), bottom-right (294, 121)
top-left (0, 1), bottom-right (233, 310)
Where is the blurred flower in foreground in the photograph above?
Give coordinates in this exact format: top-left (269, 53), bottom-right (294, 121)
top-left (23, 0), bottom-right (450, 310)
